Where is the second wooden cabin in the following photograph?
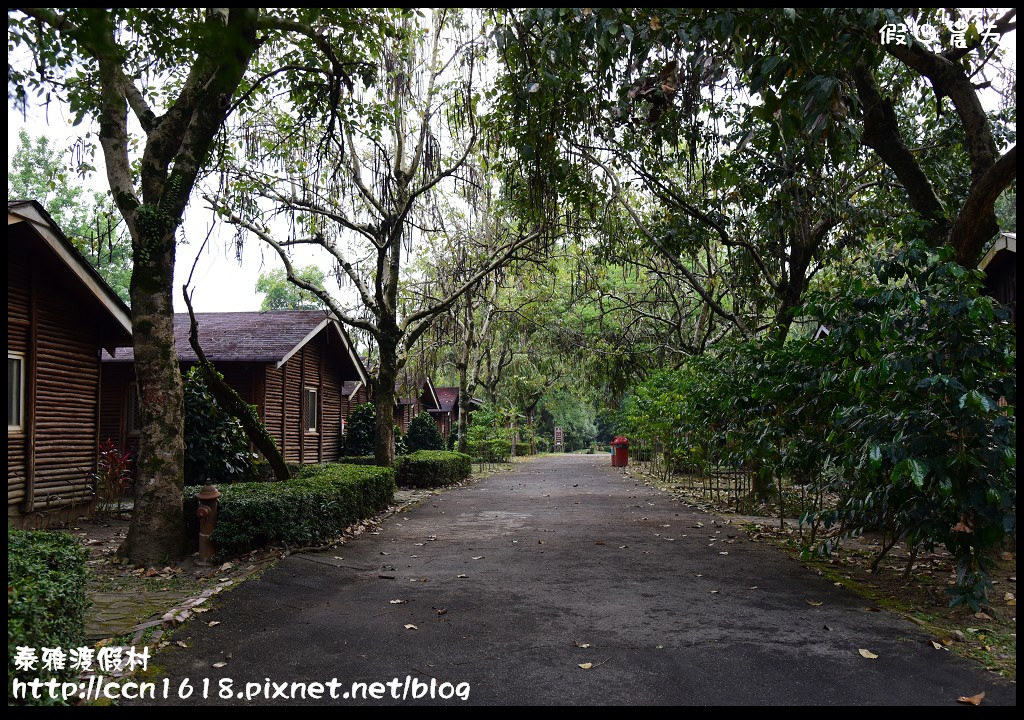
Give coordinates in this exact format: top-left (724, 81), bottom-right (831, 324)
top-left (102, 310), bottom-right (369, 465)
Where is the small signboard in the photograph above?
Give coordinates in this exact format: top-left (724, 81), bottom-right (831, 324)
top-left (554, 426), bottom-right (563, 447)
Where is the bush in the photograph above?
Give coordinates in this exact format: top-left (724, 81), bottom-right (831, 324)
top-left (183, 464), bottom-right (395, 558)
top-left (465, 406), bottom-right (514, 462)
top-left (396, 450), bottom-right (472, 489)
top-left (8, 529), bottom-right (89, 705)
top-left (406, 412), bottom-right (444, 451)
top-left (514, 442), bottom-right (534, 456)
top-left (536, 436), bottom-right (551, 453)
top-left (344, 403), bottom-right (376, 456)
top-left (184, 366), bottom-right (254, 485)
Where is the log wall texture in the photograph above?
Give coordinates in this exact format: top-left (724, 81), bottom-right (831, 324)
top-left (8, 244), bottom-right (104, 518)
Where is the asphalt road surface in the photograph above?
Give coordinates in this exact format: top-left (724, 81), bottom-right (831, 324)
top-left (139, 454), bottom-right (1015, 706)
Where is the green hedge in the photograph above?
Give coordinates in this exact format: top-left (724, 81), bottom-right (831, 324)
top-left (184, 464), bottom-right (395, 558)
top-left (334, 455), bottom-right (380, 466)
top-left (8, 529), bottom-right (89, 705)
top-left (514, 442), bottom-right (534, 456)
top-left (396, 451), bottom-right (472, 489)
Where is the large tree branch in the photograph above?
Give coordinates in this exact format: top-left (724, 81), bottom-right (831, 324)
top-left (951, 144), bottom-right (1017, 266)
top-left (182, 284), bottom-right (290, 481)
top-left (401, 230), bottom-right (540, 346)
top-left (883, 36), bottom-right (999, 184)
top-left (582, 150), bottom-right (751, 336)
top-left (217, 207), bottom-right (380, 336)
top-left (852, 61), bottom-right (949, 245)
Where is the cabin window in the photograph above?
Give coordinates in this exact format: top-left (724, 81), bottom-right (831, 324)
top-left (128, 382), bottom-right (142, 434)
top-left (305, 387), bottom-right (319, 433)
top-left (8, 353), bottom-right (24, 432)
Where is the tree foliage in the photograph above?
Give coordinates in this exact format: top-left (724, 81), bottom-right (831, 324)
top-left (621, 241), bottom-right (1015, 608)
top-left (183, 366), bottom-right (255, 486)
top-left (255, 265), bottom-right (327, 310)
top-left (8, 130), bottom-right (132, 302)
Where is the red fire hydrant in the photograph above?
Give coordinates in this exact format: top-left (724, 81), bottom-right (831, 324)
top-left (611, 436), bottom-right (629, 467)
top-left (195, 484), bottom-right (221, 564)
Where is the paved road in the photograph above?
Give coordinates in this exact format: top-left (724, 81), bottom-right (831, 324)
top-left (143, 454), bottom-right (1015, 706)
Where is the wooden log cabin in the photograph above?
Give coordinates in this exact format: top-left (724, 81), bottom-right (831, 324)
top-left (101, 310), bottom-right (369, 465)
top-left (980, 232), bottom-right (1016, 324)
top-left (426, 386), bottom-right (483, 439)
top-left (395, 376), bottom-right (440, 435)
top-left (8, 200), bottom-right (133, 528)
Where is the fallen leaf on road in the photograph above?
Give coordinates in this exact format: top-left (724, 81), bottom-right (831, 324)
top-left (436, 609), bottom-right (447, 616)
top-left (212, 661), bottom-right (228, 668)
top-left (858, 649), bottom-right (878, 659)
top-left (749, 586), bottom-right (758, 590)
top-left (574, 641), bottom-right (591, 649)
top-left (719, 551), bottom-right (729, 556)
top-left (931, 641), bottom-right (943, 650)
top-left (471, 556), bottom-right (484, 560)
top-left (389, 599), bottom-right (406, 604)
top-left (193, 607), bottom-right (210, 613)
top-left (806, 600), bottom-right (823, 606)
top-left (378, 574), bottom-right (396, 580)
top-left (333, 556), bottom-right (344, 560)
top-left (974, 611), bottom-right (993, 621)
top-left (176, 641), bottom-right (188, 648)
top-left (578, 663), bottom-right (593, 670)
top-left (834, 582), bottom-right (844, 587)
top-left (380, 551), bottom-right (390, 556)
top-left (538, 540), bottom-right (544, 545)
top-left (457, 574), bottom-right (467, 578)
top-left (208, 621), bottom-right (221, 627)
top-left (594, 541), bottom-right (606, 545)
top-left (219, 562), bottom-right (233, 571)
top-left (414, 543), bottom-right (424, 547)
top-left (957, 692), bottom-right (985, 705)
top-left (404, 624), bottom-right (418, 630)
top-left (710, 590), bottom-right (719, 594)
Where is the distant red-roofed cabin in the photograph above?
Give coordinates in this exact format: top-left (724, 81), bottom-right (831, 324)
top-left (101, 310), bottom-right (368, 466)
top-left (425, 386), bottom-right (483, 439)
top-left (8, 201), bottom-right (133, 527)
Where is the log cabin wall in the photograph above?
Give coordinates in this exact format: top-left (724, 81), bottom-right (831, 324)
top-left (99, 361), bottom-right (136, 458)
top-left (264, 329), bottom-right (348, 464)
top-left (8, 208), bottom-right (129, 528)
top-left (32, 276), bottom-right (103, 513)
top-left (8, 248), bottom-right (31, 517)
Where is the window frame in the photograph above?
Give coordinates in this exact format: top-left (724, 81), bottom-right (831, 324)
top-left (304, 386), bottom-right (319, 434)
top-left (8, 352), bottom-right (25, 433)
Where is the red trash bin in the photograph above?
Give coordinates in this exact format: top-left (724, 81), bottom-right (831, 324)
top-left (611, 436), bottom-right (629, 467)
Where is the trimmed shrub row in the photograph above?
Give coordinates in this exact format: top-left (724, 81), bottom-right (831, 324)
top-left (8, 528), bottom-right (89, 705)
top-left (336, 451), bottom-right (473, 489)
top-left (183, 464), bottom-right (395, 559)
top-left (396, 450), bottom-right (472, 489)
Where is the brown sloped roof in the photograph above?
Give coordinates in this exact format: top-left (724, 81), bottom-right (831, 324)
top-left (9, 200), bottom-right (132, 349)
top-left (429, 387), bottom-right (483, 413)
top-left (104, 310), bottom-right (350, 366)
top-left (432, 387), bottom-right (459, 413)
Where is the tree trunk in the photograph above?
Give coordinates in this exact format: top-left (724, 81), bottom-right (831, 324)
top-left (373, 343), bottom-right (398, 467)
top-left (123, 231), bottom-right (186, 564)
top-left (456, 362), bottom-right (470, 454)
